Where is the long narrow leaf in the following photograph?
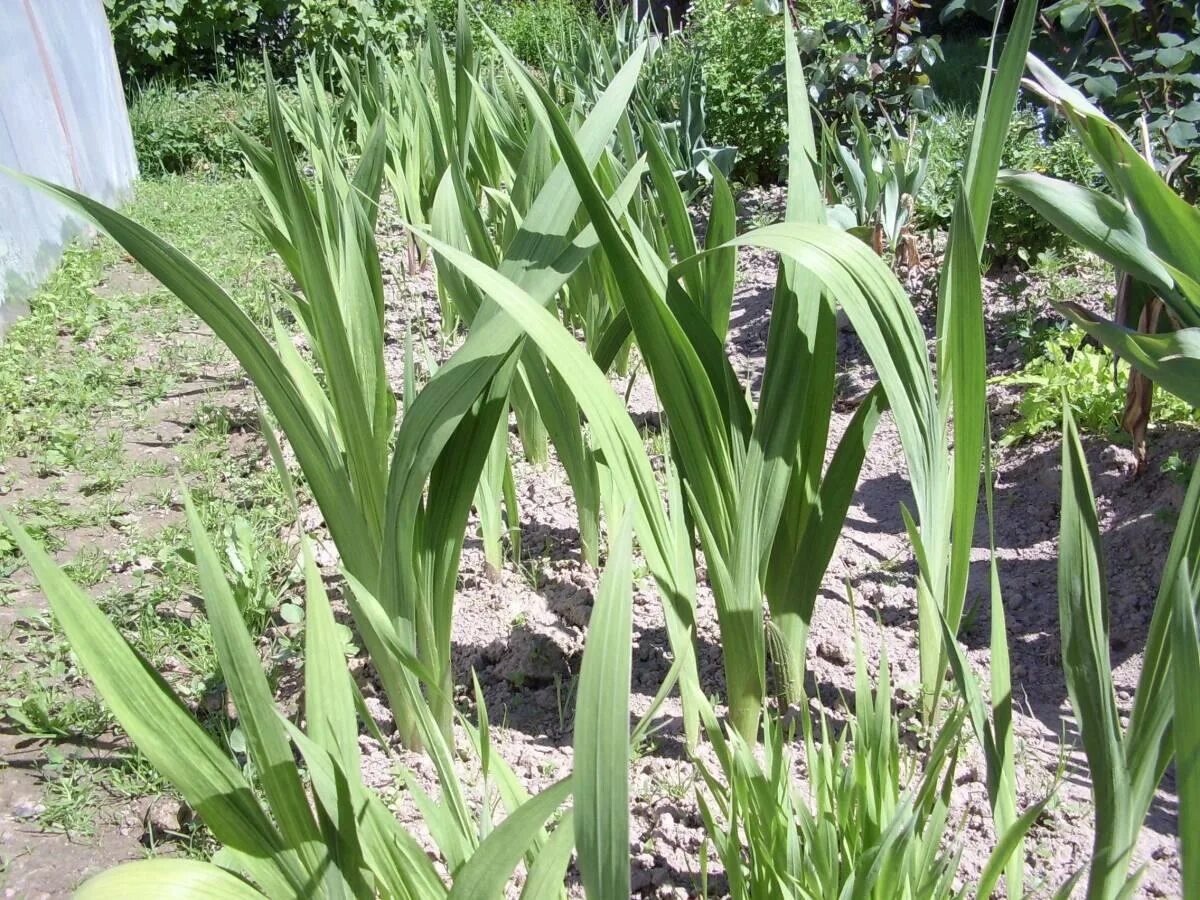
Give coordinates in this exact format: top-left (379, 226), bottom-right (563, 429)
top-left (446, 778), bottom-right (573, 900)
top-left (574, 513), bottom-right (635, 899)
top-left (76, 860), bottom-right (266, 899)
top-left (0, 509), bottom-right (301, 897)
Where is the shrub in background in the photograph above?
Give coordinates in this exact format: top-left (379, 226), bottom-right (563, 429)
top-left (291, 0), bottom-right (421, 58)
top-left (106, 0), bottom-right (285, 77)
top-left (691, 0), bottom-right (943, 183)
top-left (484, 0), bottom-right (596, 67)
top-left (918, 107), bottom-right (1098, 263)
top-left (938, 0), bottom-right (1200, 199)
top-left (107, 0), bottom-right (420, 78)
top-left (798, 1), bottom-right (942, 123)
top-left (428, 0), bottom-right (595, 67)
top-left (128, 71), bottom-right (283, 175)
top-left (1042, 0), bottom-right (1200, 201)
top-left (687, 0), bottom-right (788, 181)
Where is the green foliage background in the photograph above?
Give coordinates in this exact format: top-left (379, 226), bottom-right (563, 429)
top-left (686, 0), bottom-right (789, 182)
top-left (919, 108), bottom-right (1099, 262)
top-left (106, 0), bottom-right (422, 77)
top-left (1042, 0), bottom-right (1200, 198)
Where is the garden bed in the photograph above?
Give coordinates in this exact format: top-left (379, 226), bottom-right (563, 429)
top-left (0, 178), bottom-right (1190, 897)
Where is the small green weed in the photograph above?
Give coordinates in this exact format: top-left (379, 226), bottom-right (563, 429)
top-left (1162, 452), bottom-right (1195, 486)
top-left (998, 327), bottom-right (1200, 446)
top-left (2, 679), bottom-right (112, 741)
top-left (39, 755), bottom-right (102, 839)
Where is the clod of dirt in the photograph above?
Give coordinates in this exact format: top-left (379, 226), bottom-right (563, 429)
top-left (816, 640), bottom-right (850, 667)
top-left (154, 599), bottom-right (197, 622)
top-left (11, 797), bottom-right (45, 820)
top-left (141, 797), bottom-right (194, 844)
top-left (491, 617), bottom-right (580, 687)
top-left (1097, 444), bottom-right (1140, 489)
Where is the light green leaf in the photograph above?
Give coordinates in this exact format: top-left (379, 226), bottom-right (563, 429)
top-left (447, 778), bottom-right (573, 900)
top-left (574, 513), bottom-right (635, 899)
top-left (75, 859), bottom-right (266, 899)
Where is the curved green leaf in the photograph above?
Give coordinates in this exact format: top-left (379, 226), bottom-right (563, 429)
top-left (997, 171), bottom-right (1176, 296)
top-left (447, 778), bottom-right (573, 900)
top-left (75, 859), bottom-right (266, 900)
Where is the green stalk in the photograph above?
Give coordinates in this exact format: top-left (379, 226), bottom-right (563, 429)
top-left (922, 0), bottom-right (1038, 719)
top-left (1059, 406), bottom-right (1200, 898)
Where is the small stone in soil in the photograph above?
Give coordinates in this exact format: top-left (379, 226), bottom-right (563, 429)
top-left (143, 797), bottom-right (194, 843)
top-left (11, 799), bottom-right (44, 819)
top-left (816, 641), bottom-right (849, 666)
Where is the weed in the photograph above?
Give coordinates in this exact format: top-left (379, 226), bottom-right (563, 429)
top-left (1163, 451), bottom-right (1195, 486)
top-left (1, 679), bottom-right (112, 740)
top-left (998, 326), bottom-right (1199, 446)
top-left (39, 757), bottom-right (102, 839)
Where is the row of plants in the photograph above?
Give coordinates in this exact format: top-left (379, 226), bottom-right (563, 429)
top-left (3, 1), bottom-right (1200, 896)
top-left (110, 0), bottom-right (1102, 275)
top-left (113, 0), bottom-right (1200, 206)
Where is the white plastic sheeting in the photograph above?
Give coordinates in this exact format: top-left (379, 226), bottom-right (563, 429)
top-left (0, 0), bottom-right (137, 331)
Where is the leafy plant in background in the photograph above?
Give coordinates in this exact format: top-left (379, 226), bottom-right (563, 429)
top-left (106, 0), bottom-right (286, 75)
top-left (997, 326), bottom-right (1199, 447)
top-left (1042, 0), bottom-right (1200, 201)
top-left (711, 0), bottom-right (943, 180)
top-left (428, 0), bottom-right (595, 68)
top-left (106, 0), bottom-right (421, 78)
top-left (292, 0), bottom-right (421, 58)
top-left (796, 0), bottom-right (944, 123)
top-left (128, 69), bottom-right (290, 175)
top-left (688, 0), bottom-right (791, 180)
top-left (919, 106), bottom-right (1099, 264)
top-left (825, 112), bottom-right (930, 266)
top-left (483, 0), bottom-right (594, 68)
